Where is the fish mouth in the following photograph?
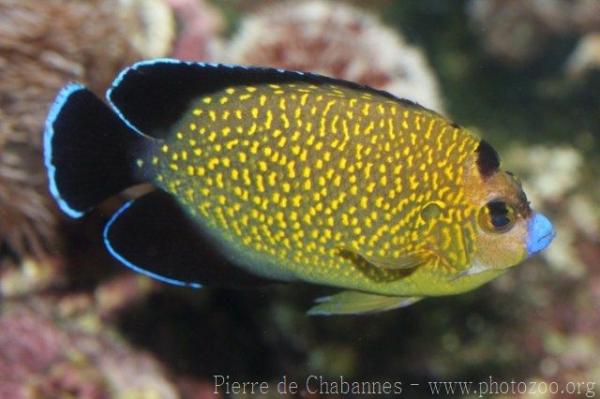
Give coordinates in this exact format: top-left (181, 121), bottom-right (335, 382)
top-left (526, 213), bottom-right (556, 256)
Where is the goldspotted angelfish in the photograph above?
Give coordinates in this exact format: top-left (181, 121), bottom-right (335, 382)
top-left (44, 59), bottom-right (555, 315)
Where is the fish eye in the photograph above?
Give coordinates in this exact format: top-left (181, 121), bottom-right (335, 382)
top-left (478, 200), bottom-right (516, 233)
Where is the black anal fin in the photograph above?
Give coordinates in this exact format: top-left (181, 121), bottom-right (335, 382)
top-left (103, 191), bottom-right (269, 288)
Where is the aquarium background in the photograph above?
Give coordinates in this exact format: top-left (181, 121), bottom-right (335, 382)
top-left (0, 0), bottom-right (599, 398)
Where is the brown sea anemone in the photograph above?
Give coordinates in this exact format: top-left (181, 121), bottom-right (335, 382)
top-left (0, 0), bottom-right (174, 262)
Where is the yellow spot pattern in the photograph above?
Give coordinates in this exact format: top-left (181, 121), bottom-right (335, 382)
top-left (145, 82), bottom-right (480, 294)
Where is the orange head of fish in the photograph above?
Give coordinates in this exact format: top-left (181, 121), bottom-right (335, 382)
top-left (462, 140), bottom-right (555, 272)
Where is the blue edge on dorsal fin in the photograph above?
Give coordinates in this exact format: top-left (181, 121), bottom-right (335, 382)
top-left (104, 58), bottom-right (427, 138)
top-left (106, 57), bottom-right (423, 105)
top-left (103, 199), bottom-right (203, 288)
top-left (105, 58), bottom-right (308, 137)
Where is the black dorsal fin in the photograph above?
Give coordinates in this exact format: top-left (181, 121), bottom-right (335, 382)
top-left (103, 190), bottom-right (270, 288)
top-left (106, 58), bottom-right (425, 137)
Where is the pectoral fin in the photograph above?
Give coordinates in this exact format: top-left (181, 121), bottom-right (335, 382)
top-left (450, 262), bottom-right (492, 281)
top-left (307, 290), bottom-right (422, 316)
top-left (339, 246), bottom-right (426, 270)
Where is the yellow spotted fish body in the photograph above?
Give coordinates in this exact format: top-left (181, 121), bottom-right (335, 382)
top-left (44, 59), bottom-right (556, 315)
top-left (151, 83), bottom-right (485, 293)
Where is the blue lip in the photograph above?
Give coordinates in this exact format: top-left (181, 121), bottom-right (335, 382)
top-left (526, 212), bottom-right (556, 256)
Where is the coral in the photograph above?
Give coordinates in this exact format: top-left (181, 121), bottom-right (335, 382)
top-left (496, 145), bottom-right (600, 391)
top-left (120, 0), bottom-right (176, 58)
top-left (0, 138), bottom-right (55, 259)
top-left (0, 294), bottom-right (178, 399)
top-left (570, 0), bottom-right (600, 34)
top-left (167, 0), bottom-right (225, 61)
top-left (565, 33), bottom-right (600, 77)
top-left (503, 145), bottom-right (595, 274)
top-left (467, 0), bottom-right (569, 65)
top-left (0, 257), bottom-right (64, 298)
top-left (176, 378), bottom-right (223, 399)
top-left (0, 0), bottom-right (174, 262)
top-left (503, 145), bottom-right (583, 202)
top-left (94, 274), bottom-right (158, 319)
top-left (467, 0), bottom-right (600, 66)
top-left (226, 0), bottom-right (444, 113)
top-left (0, 3), bottom-right (597, 398)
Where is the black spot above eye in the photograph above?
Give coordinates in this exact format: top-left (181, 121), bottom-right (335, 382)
top-left (476, 140), bottom-right (500, 178)
top-left (487, 201), bottom-right (510, 228)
